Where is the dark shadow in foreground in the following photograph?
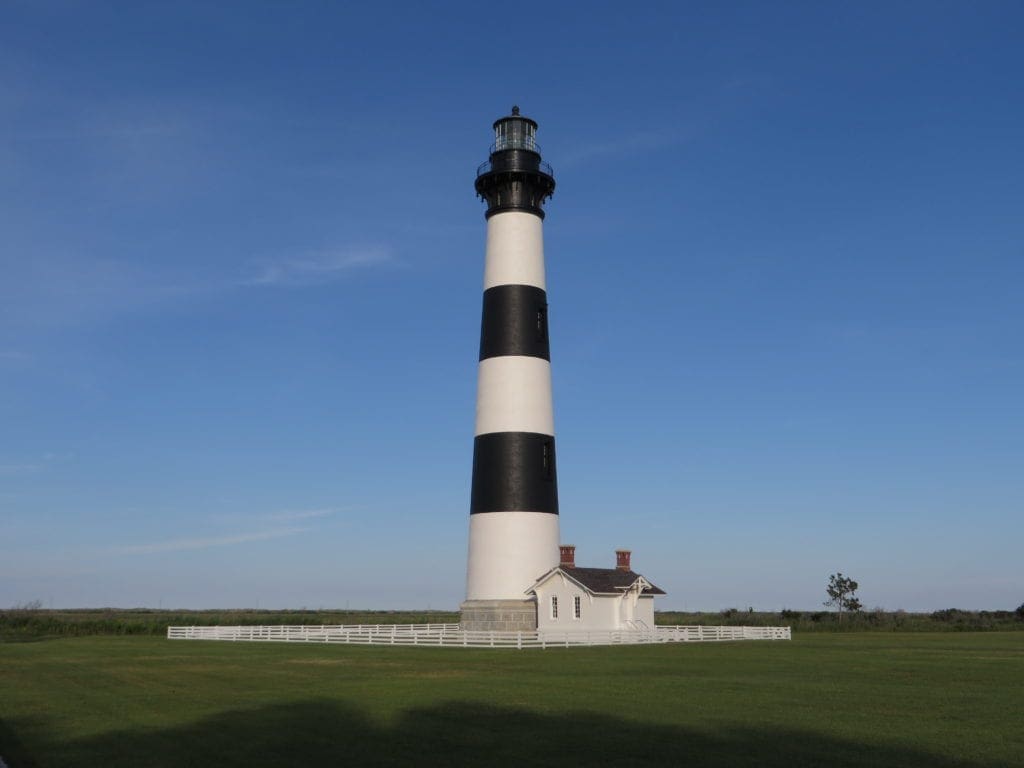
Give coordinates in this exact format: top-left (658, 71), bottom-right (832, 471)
top-left (1, 699), bottom-right (1012, 768)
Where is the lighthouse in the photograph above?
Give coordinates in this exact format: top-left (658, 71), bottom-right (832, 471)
top-left (461, 107), bottom-right (560, 632)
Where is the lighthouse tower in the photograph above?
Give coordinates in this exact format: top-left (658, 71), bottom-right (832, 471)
top-left (461, 107), bottom-right (560, 632)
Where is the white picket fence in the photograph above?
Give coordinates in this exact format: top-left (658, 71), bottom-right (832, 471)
top-left (167, 623), bottom-right (790, 648)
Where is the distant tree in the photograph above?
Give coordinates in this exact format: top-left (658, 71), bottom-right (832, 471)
top-left (824, 573), bottom-right (861, 623)
top-left (1016, 603), bottom-right (1024, 621)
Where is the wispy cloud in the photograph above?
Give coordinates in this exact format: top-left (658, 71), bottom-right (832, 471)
top-left (243, 247), bottom-right (392, 287)
top-left (0, 253), bottom-right (183, 328)
top-left (559, 128), bottom-right (690, 168)
top-left (2, 244), bottom-right (389, 330)
top-left (5, 115), bottom-right (193, 145)
top-left (262, 508), bottom-right (337, 522)
top-left (0, 463), bottom-right (41, 475)
top-left (113, 527), bottom-right (309, 555)
top-left (0, 453), bottom-right (72, 475)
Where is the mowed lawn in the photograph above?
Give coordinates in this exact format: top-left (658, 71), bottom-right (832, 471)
top-left (1, 633), bottom-right (1021, 767)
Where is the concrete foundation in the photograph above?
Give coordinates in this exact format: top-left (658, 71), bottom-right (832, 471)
top-left (460, 599), bottom-right (537, 632)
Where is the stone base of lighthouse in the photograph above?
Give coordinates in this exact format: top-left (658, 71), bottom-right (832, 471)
top-left (459, 599), bottom-right (537, 632)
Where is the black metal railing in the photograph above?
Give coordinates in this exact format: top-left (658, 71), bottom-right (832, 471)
top-left (477, 158), bottom-right (554, 178)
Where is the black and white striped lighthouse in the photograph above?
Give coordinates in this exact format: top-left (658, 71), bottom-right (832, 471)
top-left (461, 107), bottom-right (560, 632)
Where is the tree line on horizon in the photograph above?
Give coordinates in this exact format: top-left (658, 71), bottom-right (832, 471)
top-left (2, 603), bottom-right (1023, 639)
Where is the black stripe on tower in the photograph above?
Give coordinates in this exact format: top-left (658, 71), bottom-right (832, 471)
top-left (475, 153), bottom-right (556, 219)
top-left (470, 432), bottom-right (558, 514)
top-left (479, 285), bottom-right (550, 361)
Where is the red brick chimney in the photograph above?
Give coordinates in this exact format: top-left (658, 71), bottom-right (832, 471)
top-left (615, 549), bottom-right (632, 571)
top-left (559, 545), bottom-right (576, 568)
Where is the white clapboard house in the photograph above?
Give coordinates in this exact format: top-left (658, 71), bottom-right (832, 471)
top-left (527, 546), bottom-right (665, 632)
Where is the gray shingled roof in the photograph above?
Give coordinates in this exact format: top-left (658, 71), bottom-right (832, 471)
top-left (557, 567), bottom-right (666, 596)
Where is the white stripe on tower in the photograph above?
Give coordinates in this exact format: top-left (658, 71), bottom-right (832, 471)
top-left (483, 211), bottom-right (546, 290)
top-left (475, 356), bottom-right (554, 436)
top-left (464, 108), bottom-right (560, 614)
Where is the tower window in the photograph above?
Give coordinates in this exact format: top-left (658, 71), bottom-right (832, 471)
top-left (574, 595), bottom-right (581, 620)
top-left (542, 441), bottom-right (554, 480)
top-left (550, 595), bottom-right (558, 620)
top-left (536, 304), bottom-right (548, 342)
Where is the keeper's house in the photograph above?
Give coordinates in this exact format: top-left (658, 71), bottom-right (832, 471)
top-left (528, 546), bottom-right (665, 632)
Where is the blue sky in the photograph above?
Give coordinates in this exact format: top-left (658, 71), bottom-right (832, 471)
top-left (2, 1), bottom-right (1021, 611)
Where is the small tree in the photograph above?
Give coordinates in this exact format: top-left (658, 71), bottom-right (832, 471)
top-left (824, 573), bottom-right (861, 623)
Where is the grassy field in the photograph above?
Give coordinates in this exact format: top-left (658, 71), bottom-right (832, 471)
top-left (1, 633), bottom-right (1021, 767)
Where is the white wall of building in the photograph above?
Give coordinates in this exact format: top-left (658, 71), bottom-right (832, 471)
top-left (465, 512), bottom-right (560, 601)
top-left (483, 211), bottom-right (546, 290)
top-left (531, 571), bottom-right (657, 632)
top-left (475, 356), bottom-right (554, 436)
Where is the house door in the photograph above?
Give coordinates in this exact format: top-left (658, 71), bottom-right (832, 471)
top-left (620, 595), bottom-right (635, 627)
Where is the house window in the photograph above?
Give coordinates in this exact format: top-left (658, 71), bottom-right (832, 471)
top-left (574, 595), bottom-right (581, 620)
top-left (550, 595), bottom-right (558, 620)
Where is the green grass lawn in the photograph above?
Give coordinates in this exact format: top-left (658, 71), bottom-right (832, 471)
top-left (1, 633), bottom-right (1021, 767)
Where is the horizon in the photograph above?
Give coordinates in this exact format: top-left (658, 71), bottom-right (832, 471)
top-left (11, 604), bottom-right (1020, 615)
top-left (2, 2), bottom-right (1021, 613)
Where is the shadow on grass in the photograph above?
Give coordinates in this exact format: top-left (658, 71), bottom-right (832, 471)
top-left (2, 699), bottom-right (1010, 768)
top-left (0, 635), bottom-right (62, 644)
top-left (0, 716), bottom-right (40, 768)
